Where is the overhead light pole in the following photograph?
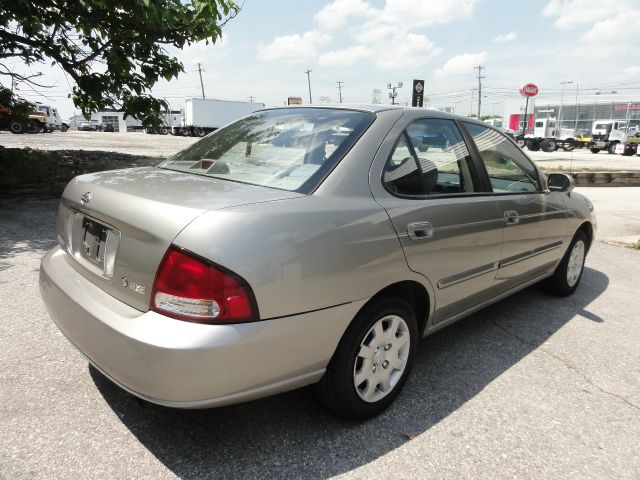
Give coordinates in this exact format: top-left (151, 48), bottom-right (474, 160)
top-left (387, 82), bottom-right (403, 105)
top-left (559, 80), bottom-right (573, 129)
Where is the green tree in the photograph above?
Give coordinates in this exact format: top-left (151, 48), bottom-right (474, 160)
top-left (0, 0), bottom-right (239, 127)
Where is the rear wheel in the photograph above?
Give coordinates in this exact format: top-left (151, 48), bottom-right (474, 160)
top-left (541, 139), bottom-right (557, 152)
top-left (561, 138), bottom-right (575, 151)
top-left (544, 230), bottom-right (587, 296)
top-left (526, 139), bottom-right (540, 151)
top-left (315, 297), bottom-right (417, 420)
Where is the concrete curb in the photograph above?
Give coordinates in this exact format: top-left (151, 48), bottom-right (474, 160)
top-left (602, 236), bottom-right (640, 249)
top-left (559, 171), bottom-right (640, 187)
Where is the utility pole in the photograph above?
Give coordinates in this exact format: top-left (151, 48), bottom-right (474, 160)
top-left (248, 95), bottom-right (255, 103)
top-left (474, 65), bottom-right (485, 118)
top-left (305, 69), bottom-right (312, 104)
top-left (371, 89), bottom-right (382, 104)
top-left (197, 62), bottom-right (205, 99)
top-left (337, 81), bottom-right (344, 103)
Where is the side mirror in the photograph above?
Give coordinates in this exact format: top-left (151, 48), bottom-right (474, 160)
top-left (547, 173), bottom-right (575, 192)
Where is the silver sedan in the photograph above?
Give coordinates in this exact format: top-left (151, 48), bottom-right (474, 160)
top-left (40, 106), bottom-right (595, 419)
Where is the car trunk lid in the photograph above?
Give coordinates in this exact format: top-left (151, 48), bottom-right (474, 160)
top-left (58, 167), bottom-right (301, 311)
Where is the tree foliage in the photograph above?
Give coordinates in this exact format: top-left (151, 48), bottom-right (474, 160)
top-left (0, 0), bottom-right (239, 127)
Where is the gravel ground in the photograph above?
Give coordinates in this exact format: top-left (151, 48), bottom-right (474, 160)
top-left (0, 130), bottom-right (196, 158)
top-left (1, 130), bottom-right (639, 171)
top-left (0, 190), bottom-right (639, 479)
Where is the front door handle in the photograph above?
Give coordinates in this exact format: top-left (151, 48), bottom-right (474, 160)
top-left (504, 210), bottom-right (520, 225)
top-left (407, 222), bottom-right (434, 241)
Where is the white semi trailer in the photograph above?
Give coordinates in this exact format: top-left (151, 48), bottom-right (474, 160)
top-left (172, 98), bottom-right (265, 137)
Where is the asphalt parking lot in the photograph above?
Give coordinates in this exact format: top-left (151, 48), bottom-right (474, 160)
top-left (0, 188), bottom-right (639, 479)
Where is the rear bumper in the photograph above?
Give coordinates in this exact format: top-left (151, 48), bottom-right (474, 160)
top-left (40, 247), bottom-right (365, 408)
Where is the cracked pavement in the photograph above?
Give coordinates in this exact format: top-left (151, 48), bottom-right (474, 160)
top-left (1, 195), bottom-right (639, 480)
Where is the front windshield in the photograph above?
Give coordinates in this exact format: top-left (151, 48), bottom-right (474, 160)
top-left (160, 108), bottom-right (374, 192)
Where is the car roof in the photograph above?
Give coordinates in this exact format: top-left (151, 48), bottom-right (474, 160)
top-left (260, 104), bottom-right (479, 122)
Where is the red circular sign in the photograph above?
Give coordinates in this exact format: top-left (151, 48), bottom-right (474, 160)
top-left (519, 83), bottom-right (539, 97)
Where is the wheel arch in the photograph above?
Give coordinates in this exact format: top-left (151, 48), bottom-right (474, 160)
top-left (578, 221), bottom-right (594, 252)
top-left (357, 280), bottom-right (432, 337)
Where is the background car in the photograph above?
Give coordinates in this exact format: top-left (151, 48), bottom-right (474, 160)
top-left (40, 106), bottom-right (595, 419)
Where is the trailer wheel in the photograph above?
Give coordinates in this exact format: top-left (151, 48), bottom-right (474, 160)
top-left (607, 142), bottom-right (618, 155)
top-left (541, 139), bottom-right (557, 152)
top-left (516, 138), bottom-right (525, 148)
top-left (180, 127), bottom-right (190, 137)
top-left (590, 148), bottom-right (601, 154)
top-left (194, 127), bottom-right (206, 137)
top-left (9, 121), bottom-right (25, 134)
top-left (160, 127), bottom-right (169, 135)
top-left (526, 139), bottom-right (541, 151)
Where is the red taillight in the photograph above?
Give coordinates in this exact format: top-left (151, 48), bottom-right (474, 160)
top-left (151, 246), bottom-right (258, 324)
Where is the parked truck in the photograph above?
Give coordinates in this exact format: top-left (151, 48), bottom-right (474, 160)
top-left (172, 98), bottom-right (265, 137)
top-left (588, 119), bottom-right (639, 154)
top-left (35, 103), bottom-right (68, 132)
top-left (525, 117), bottom-right (576, 152)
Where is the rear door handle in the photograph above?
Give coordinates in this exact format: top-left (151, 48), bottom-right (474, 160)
top-left (407, 222), bottom-right (434, 241)
top-left (504, 210), bottom-right (520, 225)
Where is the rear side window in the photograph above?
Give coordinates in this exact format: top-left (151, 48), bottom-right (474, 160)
top-left (463, 122), bottom-right (540, 193)
top-left (384, 118), bottom-right (476, 197)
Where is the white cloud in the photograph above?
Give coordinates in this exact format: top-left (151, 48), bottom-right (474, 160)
top-left (374, 32), bottom-right (441, 69)
top-left (542, 0), bottom-right (636, 30)
top-left (621, 66), bottom-right (640, 78)
top-left (494, 32), bottom-right (518, 42)
top-left (319, 46), bottom-right (371, 66)
top-left (315, 0), bottom-right (375, 31)
top-left (581, 11), bottom-right (640, 44)
top-left (380, 0), bottom-right (476, 28)
top-left (258, 30), bottom-right (332, 62)
top-left (435, 51), bottom-right (488, 78)
top-left (179, 36), bottom-right (230, 64)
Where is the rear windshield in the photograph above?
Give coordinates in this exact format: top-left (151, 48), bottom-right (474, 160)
top-left (160, 108), bottom-right (374, 193)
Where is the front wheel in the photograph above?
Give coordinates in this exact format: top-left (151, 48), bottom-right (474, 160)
top-left (544, 230), bottom-right (587, 296)
top-left (315, 297), bottom-right (418, 420)
top-left (9, 121), bottom-right (25, 134)
top-left (590, 148), bottom-right (601, 154)
top-left (607, 142), bottom-right (618, 154)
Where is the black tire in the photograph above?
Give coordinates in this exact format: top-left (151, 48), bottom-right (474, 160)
top-left (60, 124), bottom-right (68, 132)
top-left (526, 139), bottom-right (541, 151)
top-left (544, 230), bottom-right (587, 296)
top-left (9, 121), bottom-right (25, 134)
top-left (160, 127), bottom-right (170, 135)
top-left (516, 138), bottom-right (525, 148)
top-left (607, 142), bottom-right (618, 155)
top-left (590, 148), bottom-right (601, 154)
top-left (541, 139), bottom-right (557, 152)
top-left (315, 297), bottom-right (418, 420)
top-left (26, 120), bottom-right (40, 134)
top-left (562, 139), bottom-right (575, 151)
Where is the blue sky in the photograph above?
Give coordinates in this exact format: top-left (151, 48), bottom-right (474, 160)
top-left (13, 0), bottom-right (640, 118)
